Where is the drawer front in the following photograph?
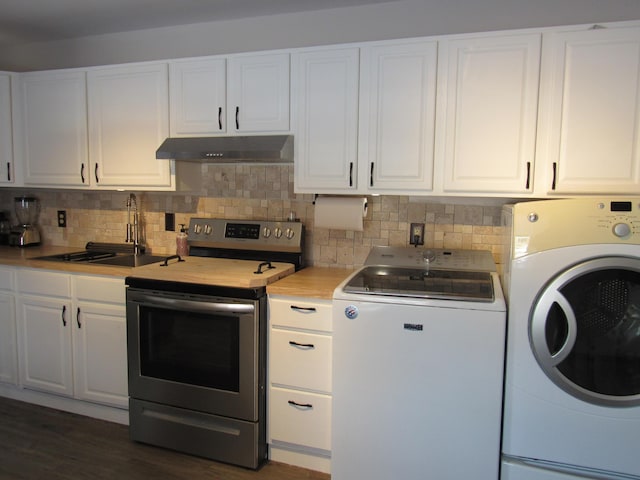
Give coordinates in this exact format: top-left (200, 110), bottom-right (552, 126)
top-left (17, 269), bottom-right (71, 297)
top-left (269, 297), bottom-right (332, 332)
top-left (74, 275), bottom-right (125, 304)
top-left (269, 386), bottom-right (331, 451)
top-left (270, 329), bottom-right (331, 392)
top-left (0, 267), bottom-right (14, 291)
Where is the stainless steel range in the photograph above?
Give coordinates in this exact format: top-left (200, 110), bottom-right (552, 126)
top-left (125, 218), bottom-right (304, 469)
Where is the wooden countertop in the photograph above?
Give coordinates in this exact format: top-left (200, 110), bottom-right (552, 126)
top-left (267, 266), bottom-right (354, 300)
top-left (129, 257), bottom-right (295, 288)
top-left (0, 246), bottom-right (352, 295)
top-left (0, 245), bottom-right (132, 277)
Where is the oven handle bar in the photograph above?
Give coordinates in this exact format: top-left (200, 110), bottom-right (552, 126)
top-left (130, 292), bottom-right (255, 315)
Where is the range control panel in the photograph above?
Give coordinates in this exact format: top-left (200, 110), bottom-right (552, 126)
top-left (187, 217), bottom-right (304, 252)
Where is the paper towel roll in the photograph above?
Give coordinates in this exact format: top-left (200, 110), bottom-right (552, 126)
top-left (314, 196), bottom-right (368, 231)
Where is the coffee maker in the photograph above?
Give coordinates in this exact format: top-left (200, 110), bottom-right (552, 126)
top-left (9, 196), bottom-right (41, 247)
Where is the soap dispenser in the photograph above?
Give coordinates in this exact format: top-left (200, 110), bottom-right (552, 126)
top-left (176, 224), bottom-right (189, 257)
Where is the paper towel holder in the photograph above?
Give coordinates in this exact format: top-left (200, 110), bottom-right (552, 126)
top-left (312, 194), bottom-right (368, 211)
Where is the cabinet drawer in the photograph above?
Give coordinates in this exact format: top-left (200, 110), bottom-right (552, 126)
top-left (17, 269), bottom-right (71, 297)
top-left (74, 275), bottom-right (125, 304)
top-left (269, 386), bottom-right (331, 451)
top-left (270, 328), bottom-right (331, 393)
top-left (0, 267), bottom-right (14, 291)
top-left (269, 297), bottom-right (332, 332)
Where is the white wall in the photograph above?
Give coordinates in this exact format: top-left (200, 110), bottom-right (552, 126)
top-left (2, 0), bottom-right (640, 71)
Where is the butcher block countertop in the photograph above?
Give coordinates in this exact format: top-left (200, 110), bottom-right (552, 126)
top-left (0, 245), bottom-right (131, 277)
top-left (267, 266), bottom-right (354, 300)
top-left (129, 256), bottom-right (295, 288)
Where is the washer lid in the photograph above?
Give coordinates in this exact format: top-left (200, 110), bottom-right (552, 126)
top-left (342, 266), bottom-right (495, 302)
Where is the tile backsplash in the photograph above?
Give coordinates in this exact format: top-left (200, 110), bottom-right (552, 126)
top-left (1, 165), bottom-right (507, 268)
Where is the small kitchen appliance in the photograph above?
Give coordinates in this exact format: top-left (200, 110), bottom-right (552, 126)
top-left (9, 196), bottom-right (41, 247)
top-left (125, 217), bottom-right (304, 469)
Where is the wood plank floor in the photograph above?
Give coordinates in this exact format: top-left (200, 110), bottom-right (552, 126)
top-left (0, 396), bottom-right (330, 480)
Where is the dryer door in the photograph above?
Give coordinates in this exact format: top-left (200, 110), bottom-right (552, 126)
top-left (531, 256), bottom-right (640, 406)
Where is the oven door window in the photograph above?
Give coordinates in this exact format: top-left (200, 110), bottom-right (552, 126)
top-left (139, 305), bottom-right (240, 392)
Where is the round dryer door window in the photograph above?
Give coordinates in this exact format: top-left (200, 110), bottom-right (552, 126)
top-left (530, 256), bottom-right (640, 406)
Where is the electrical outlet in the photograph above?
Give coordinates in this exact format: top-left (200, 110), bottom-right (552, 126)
top-left (410, 223), bottom-right (424, 246)
top-left (57, 210), bottom-right (67, 228)
top-left (165, 212), bottom-right (175, 231)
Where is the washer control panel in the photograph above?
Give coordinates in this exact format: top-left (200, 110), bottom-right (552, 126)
top-left (510, 197), bottom-right (640, 257)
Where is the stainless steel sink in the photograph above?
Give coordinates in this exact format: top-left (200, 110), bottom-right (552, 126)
top-left (88, 254), bottom-right (166, 267)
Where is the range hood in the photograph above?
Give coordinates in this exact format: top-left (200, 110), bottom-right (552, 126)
top-left (156, 135), bottom-right (293, 163)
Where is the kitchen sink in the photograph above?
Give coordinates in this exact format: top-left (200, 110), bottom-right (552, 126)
top-left (89, 254), bottom-right (166, 267)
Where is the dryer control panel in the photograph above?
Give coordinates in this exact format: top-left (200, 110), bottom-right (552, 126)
top-left (505, 197), bottom-right (640, 257)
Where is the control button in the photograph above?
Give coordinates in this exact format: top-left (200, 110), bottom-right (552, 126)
top-left (528, 213), bottom-right (539, 223)
top-left (285, 228), bottom-right (295, 240)
top-left (613, 222), bottom-right (631, 238)
top-left (274, 227), bottom-right (283, 239)
top-left (193, 223), bottom-right (202, 234)
top-left (203, 224), bottom-right (212, 235)
top-left (262, 227), bottom-right (272, 238)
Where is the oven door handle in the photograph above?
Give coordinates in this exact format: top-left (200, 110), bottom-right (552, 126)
top-left (130, 294), bottom-right (255, 314)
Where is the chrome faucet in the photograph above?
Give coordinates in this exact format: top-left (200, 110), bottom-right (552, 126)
top-left (126, 193), bottom-right (142, 254)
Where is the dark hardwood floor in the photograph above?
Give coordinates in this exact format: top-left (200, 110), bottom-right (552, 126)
top-left (0, 396), bottom-right (330, 480)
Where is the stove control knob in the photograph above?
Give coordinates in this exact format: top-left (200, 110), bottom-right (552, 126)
top-left (274, 227), bottom-right (283, 238)
top-left (203, 224), bottom-right (212, 235)
top-left (193, 223), bottom-right (202, 234)
top-left (262, 227), bottom-right (272, 238)
top-left (613, 222), bottom-right (631, 238)
top-left (285, 228), bottom-right (295, 240)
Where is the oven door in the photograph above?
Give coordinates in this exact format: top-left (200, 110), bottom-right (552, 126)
top-left (126, 287), bottom-right (264, 421)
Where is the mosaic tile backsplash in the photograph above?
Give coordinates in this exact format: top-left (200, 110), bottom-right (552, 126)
top-left (0, 165), bottom-right (507, 269)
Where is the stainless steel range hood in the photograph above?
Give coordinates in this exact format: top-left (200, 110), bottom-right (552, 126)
top-left (156, 135), bottom-right (293, 163)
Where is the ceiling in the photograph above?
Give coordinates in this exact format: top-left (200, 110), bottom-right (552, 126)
top-left (0, 0), bottom-right (398, 49)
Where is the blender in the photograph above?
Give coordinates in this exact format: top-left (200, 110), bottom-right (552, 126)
top-left (9, 196), bottom-right (41, 247)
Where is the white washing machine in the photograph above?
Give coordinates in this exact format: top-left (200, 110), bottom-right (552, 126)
top-left (333, 246), bottom-right (506, 480)
top-left (501, 198), bottom-right (640, 480)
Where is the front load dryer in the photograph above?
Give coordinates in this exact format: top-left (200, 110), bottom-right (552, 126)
top-left (501, 197), bottom-right (640, 480)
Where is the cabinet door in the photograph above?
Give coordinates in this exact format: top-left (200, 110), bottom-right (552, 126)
top-left (293, 48), bottom-right (360, 193)
top-left (359, 41), bottom-right (437, 193)
top-left (73, 302), bottom-right (128, 407)
top-left (17, 296), bottom-right (73, 396)
top-left (20, 70), bottom-right (88, 186)
top-left (227, 53), bottom-right (290, 132)
top-left (170, 57), bottom-right (227, 135)
top-left (87, 62), bottom-right (171, 188)
top-left (0, 73), bottom-right (14, 185)
top-left (0, 292), bottom-right (17, 385)
top-left (438, 34), bottom-right (541, 193)
top-left (538, 26), bottom-right (640, 194)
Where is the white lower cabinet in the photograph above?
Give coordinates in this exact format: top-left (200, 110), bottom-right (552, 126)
top-left (15, 269), bottom-right (127, 409)
top-left (0, 267), bottom-right (17, 385)
top-left (268, 296), bottom-right (333, 474)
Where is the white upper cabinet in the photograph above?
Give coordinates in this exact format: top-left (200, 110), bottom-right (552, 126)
top-left (359, 41), bottom-right (437, 193)
top-left (436, 33), bottom-right (541, 194)
top-left (536, 25), bottom-right (640, 194)
top-left (0, 73), bottom-right (15, 185)
top-left (228, 53), bottom-right (290, 132)
top-left (293, 47), bottom-right (360, 192)
top-left (19, 70), bottom-right (89, 187)
top-left (87, 62), bottom-right (171, 188)
top-left (170, 57), bottom-right (226, 136)
top-left (170, 52), bottom-right (290, 136)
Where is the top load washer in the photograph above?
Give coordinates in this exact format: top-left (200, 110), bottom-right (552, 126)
top-left (501, 197), bottom-right (640, 480)
top-left (332, 246), bottom-right (506, 480)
